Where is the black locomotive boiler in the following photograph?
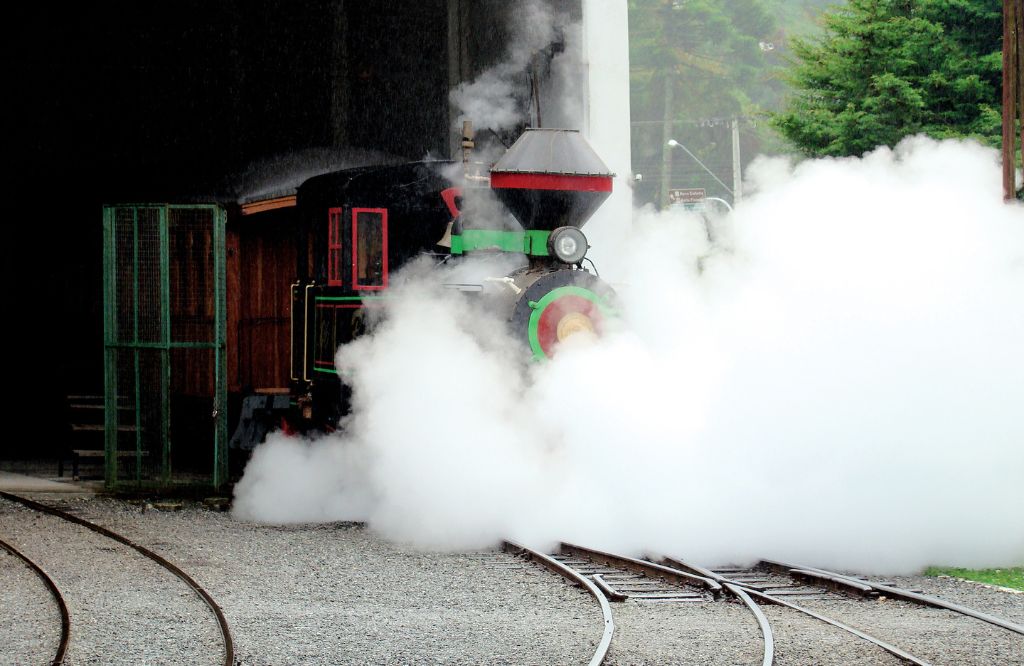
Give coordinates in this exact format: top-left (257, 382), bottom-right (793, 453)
top-left (233, 128), bottom-right (616, 445)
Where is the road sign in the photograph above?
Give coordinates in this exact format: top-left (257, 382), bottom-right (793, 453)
top-left (669, 188), bottom-right (706, 204)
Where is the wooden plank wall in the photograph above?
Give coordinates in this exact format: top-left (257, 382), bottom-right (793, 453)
top-left (168, 218), bottom-right (216, 397)
top-left (226, 208), bottom-right (299, 393)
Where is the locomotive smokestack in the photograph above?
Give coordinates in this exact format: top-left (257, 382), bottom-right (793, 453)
top-left (489, 129), bottom-right (614, 231)
top-left (461, 120), bottom-right (475, 166)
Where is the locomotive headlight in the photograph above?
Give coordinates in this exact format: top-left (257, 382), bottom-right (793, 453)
top-left (548, 227), bottom-right (588, 264)
top-left (556, 311), bottom-right (595, 341)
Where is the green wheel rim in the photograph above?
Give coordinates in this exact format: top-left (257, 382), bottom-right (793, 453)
top-left (527, 285), bottom-right (611, 360)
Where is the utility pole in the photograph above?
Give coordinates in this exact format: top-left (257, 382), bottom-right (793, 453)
top-left (660, 75), bottom-right (675, 210)
top-left (1003, 0), bottom-right (1022, 201)
top-left (731, 117), bottom-right (742, 205)
top-left (448, 0), bottom-right (470, 158)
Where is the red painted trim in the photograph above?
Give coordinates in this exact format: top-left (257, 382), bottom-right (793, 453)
top-left (327, 208), bottom-right (343, 287)
top-left (490, 173), bottom-right (612, 192)
top-left (314, 360), bottom-right (335, 367)
top-left (440, 187), bottom-right (462, 219)
top-left (352, 208), bottom-right (388, 291)
top-left (280, 416), bottom-right (296, 436)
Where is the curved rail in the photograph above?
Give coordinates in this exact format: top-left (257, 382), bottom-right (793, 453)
top-left (660, 556), bottom-right (774, 666)
top-left (555, 544), bottom-right (768, 665)
top-left (664, 555), bottom-right (933, 666)
top-left (722, 582), bottom-right (775, 666)
top-left (561, 543), bottom-right (722, 597)
top-left (740, 587), bottom-right (934, 666)
top-left (761, 559), bottom-right (1024, 637)
top-left (503, 541), bottom-right (614, 666)
top-left (0, 536), bottom-right (71, 666)
top-left (0, 491), bottom-right (234, 666)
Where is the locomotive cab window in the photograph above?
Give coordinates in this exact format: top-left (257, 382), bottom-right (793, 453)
top-left (352, 208), bottom-right (388, 290)
top-left (327, 208), bottom-right (343, 287)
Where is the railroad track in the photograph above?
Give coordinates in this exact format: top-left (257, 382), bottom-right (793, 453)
top-left (0, 535), bottom-right (70, 665)
top-left (506, 541), bottom-right (1023, 666)
top-left (504, 541), bottom-right (770, 666)
top-left (0, 491), bottom-right (234, 666)
top-left (665, 556), bottom-right (1023, 665)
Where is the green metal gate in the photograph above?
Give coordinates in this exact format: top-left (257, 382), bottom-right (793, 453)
top-left (102, 204), bottom-right (228, 490)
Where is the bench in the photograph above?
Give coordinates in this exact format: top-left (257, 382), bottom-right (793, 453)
top-left (61, 395), bottom-right (150, 480)
top-left (66, 449), bottom-right (150, 481)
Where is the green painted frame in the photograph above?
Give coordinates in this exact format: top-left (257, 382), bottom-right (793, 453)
top-left (102, 204), bottom-right (228, 490)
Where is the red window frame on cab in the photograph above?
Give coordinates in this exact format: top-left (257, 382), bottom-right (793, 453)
top-left (327, 207), bottom-right (389, 290)
top-left (351, 208), bottom-right (388, 291)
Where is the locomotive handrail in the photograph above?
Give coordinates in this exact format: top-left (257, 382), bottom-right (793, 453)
top-left (303, 283), bottom-right (315, 383)
top-left (290, 281), bottom-right (300, 382)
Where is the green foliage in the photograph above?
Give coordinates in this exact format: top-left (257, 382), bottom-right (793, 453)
top-left (773, 0), bottom-right (1003, 157)
top-left (630, 0), bottom-right (781, 122)
top-left (924, 566), bottom-right (1024, 591)
top-left (629, 0), bottom-right (784, 203)
top-left (766, 0), bottom-right (835, 37)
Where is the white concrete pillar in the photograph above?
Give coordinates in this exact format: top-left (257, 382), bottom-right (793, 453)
top-left (581, 0), bottom-right (633, 243)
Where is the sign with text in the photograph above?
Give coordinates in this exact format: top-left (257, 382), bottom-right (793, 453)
top-left (669, 188), bottom-right (706, 204)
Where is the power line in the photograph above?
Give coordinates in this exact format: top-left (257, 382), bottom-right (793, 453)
top-left (631, 116), bottom-right (758, 126)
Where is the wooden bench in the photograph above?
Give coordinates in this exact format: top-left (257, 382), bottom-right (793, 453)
top-left (67, 449), bottom-right (149, 481)
top-left (61, 395), bottom-right (141, 478)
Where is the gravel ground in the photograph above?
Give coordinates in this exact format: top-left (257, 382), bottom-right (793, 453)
top-left (605, 598), bottom-right (763, 665)
top-left (0, 543), bottom-right (61, 665)
top-left (3, 495), bottom-right (602, 665)
top-left (881, 573), bottom-right (1024, 625)
top-left (0, 499), bottom-right (222, 666)
top-left (759, 604), bottom-right (906, 666)
top-left (2, 493), bottom-right (1022, 665)
top-left (796, 595), bottom-right (1024, 666)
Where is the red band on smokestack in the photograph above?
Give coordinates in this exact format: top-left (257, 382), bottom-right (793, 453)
top-left (490, 172), bottom-right (612, 192)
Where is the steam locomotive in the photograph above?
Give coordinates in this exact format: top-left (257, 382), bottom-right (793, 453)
top-left (232, 128), bottom-right (616, 447)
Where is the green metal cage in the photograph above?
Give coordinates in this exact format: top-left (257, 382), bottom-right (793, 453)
top-left (102, 204), bottom-right (228, 491)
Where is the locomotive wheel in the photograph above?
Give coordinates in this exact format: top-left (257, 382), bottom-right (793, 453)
top-left (508, 269), bottom-right (614, 360)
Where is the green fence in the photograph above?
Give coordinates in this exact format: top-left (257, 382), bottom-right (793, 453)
top-left (102, 204), bottom-right (228, 491)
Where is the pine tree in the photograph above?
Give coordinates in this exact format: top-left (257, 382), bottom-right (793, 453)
top-left (772, 0), bottom-right (1003, 157)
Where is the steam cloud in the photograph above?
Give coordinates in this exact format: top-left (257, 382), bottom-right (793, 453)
top-left (226, 147), bottom-right (401, 202)
top-left (449, 0), bottom-right (581, 135)
top-left (234, 136), bottom-right (1024, 574)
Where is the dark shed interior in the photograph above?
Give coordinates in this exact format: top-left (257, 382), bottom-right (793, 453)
top-left (8, 0), bottom-right (578, 459)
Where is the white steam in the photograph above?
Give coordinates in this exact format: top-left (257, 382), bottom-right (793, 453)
top-left (233, 136), bottom-right (1024, 574)
top-left (449, 0), bottom-right (580, 133)
top-left (227, 147), bottom-right (400, 201)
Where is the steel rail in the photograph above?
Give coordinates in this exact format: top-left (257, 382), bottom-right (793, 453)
top-left (664, 556), bottom-right (932, 666)
top-left (0, 492), bottom-right (234, 666)
top-left (786, 568), bottom-right (877, 598)
top-left (760, 559), bottom-right (1024, 636)
top-left (503, 541), bottom-right (614, 666)
top-left (561, 543), bottom-right (722, 597)
top-left (739, 586), bottom-right (934, 666)
top-left (591, 574), bottom-right (628, 602)
top-left (723, 582), bottom-right (775, 666)
top-left (0, 536), bottom-right (71, 665)
top-left (659, 557), bottom-right (774, 666)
